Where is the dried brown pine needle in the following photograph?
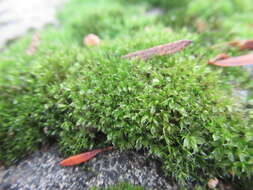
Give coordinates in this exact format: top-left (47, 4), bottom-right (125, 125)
top-left (241, 40), bottom-right (253, 50)
top-left (208, 53), bottom-right (230, 65)
top-left (208, 53), bottom-right (253, 67)
top-left (229, 40), bottom-right (253, 51)
top-left (122, 39), bottom-right (192, 60)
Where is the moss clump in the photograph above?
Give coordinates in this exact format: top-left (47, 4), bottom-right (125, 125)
top-left (0, 0), bottom-right (253, 189)
top-left (0, 27), bottom-right (252, 188)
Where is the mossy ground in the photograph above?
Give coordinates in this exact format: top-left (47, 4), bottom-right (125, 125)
top-left (0, 0), bottom-right (253, 189)
top-left (91, 183), bottom-right (143, 190)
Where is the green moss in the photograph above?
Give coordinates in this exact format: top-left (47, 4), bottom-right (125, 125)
top-left (58, 0), bottom-right (157, 44)
top-left (91, 183), bottom-right (143, 190)
top-left (118, 0), bottom-right (188, 10)
top-left (0, 27), bottom-right (252, 187)
top-left (0, 0), bottom-right (253, 189)
top-left (152, 0), bottom-right (253, 43)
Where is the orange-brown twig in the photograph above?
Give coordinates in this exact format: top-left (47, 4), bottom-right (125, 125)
top-left (60, 146), bottom-right (113, 167)
top-left (122, 40), bottom-right (192, 60)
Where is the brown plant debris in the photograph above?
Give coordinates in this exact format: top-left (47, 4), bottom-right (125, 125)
top-left (60, 146), bottom-right (113, 167)
top-left (208, 178), bottom-right (219, 189)
top-left (208, 53), bottom-right (230, 65)
top-left (26, 32), bottom-right (40, 55)
top-left (122, 39), bottom-right (192, 60)
top-left (83, 33), bottom-right (101, 47)
top-left (229, 40), bottom-right (253, 51)
top-left (208, 53), bottom-right (253, 67)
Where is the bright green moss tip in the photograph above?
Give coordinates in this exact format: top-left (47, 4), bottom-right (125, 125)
top-left (0, 0), bottom-right (253, 189)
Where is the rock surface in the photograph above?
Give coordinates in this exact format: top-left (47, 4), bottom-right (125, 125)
top-left (0, 146), bottom-right (177, 190)
top-left (0, 0), bottom-right (64, 49)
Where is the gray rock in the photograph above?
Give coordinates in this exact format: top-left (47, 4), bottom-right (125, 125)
top-left (243, 65), bottom-right (253, 76)
top-left (0, 146), bottom-right (177, 190)
top-left (232, 88), bottom-right (249, 104)
top-left (0, 0), bottom-right (65, 49)
top-left (146, 8), bottom-right (164, 16)
top-left (230, 65), bottom-right (253, 105)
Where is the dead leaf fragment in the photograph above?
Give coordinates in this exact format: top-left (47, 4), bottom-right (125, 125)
top-left (60, 146), bottom-right (113, 167)
top-left (229, 40), bottom-right (253, 51)
top-left (84, 33), bottom-right (101, 46)
top-left (26, 32), bottom-right (40, 55)
top-left (208, 53), bottom-right (253, 67)
top-left (239, 40), bottom-right (253, 51)
top-left (208, 53), bottom-right (230, 65)
top-left (122, 39), bottom-right (192, 60)
top-left (208, 178), bottom-right (219, 189)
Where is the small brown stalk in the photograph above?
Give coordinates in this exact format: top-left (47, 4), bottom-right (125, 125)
top-left (122, 40), bottom-right (192, 60)
top-left (26, 32), bottom-right (40, 55)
